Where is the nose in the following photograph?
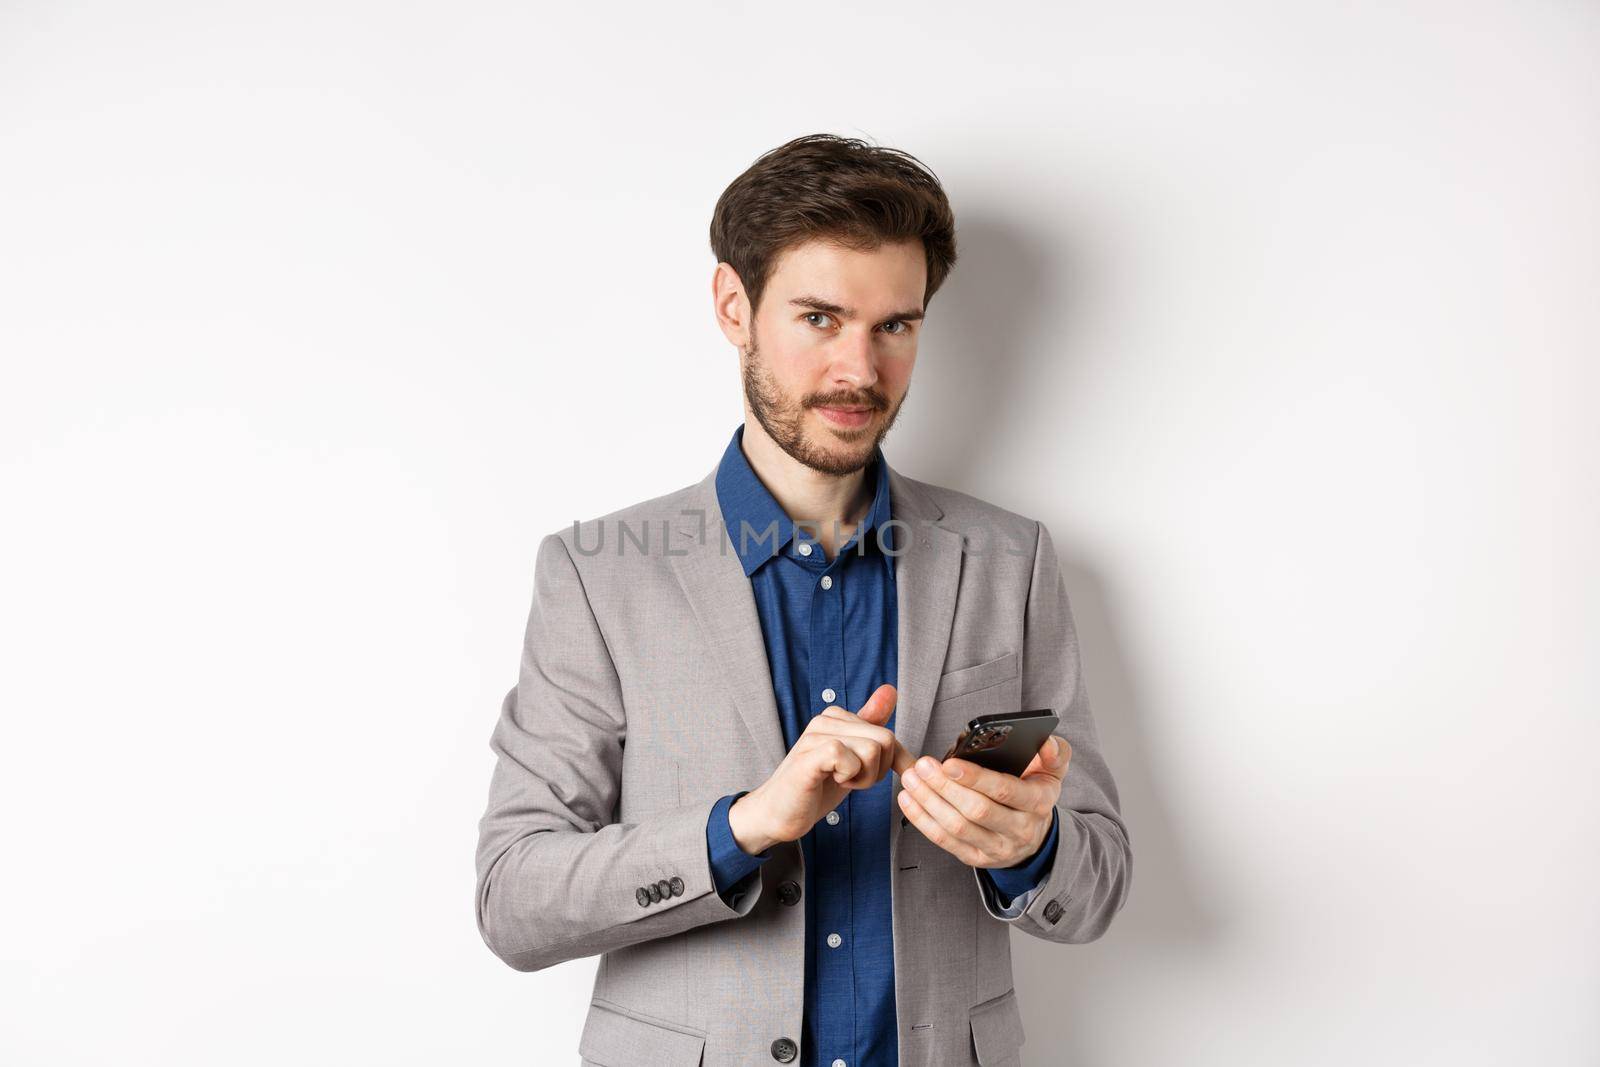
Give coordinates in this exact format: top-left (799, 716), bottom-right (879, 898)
top-left (828, 328), bottom-right (879, 393)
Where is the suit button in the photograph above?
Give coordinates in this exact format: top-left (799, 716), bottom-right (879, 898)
top-left (669, 876), bottom-right (685, 897)
top-left (1044, 898), bottom-right (1064, 924)
top-left (771, 1036), bottom-right (798, 1062)
top-left (648, 882), bottom-right (663, 903)
top-left (777, 880), bottom-right (801, 906)
top-left (900, 815), bottom-right (909, 826)
top-left (655, 878), bottom-right (672, 900)
top-left (636, 886), bottom-right (651, 907)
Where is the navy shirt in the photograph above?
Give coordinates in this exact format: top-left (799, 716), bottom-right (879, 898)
top-left (702, 424), bottom-right (1059, 1067)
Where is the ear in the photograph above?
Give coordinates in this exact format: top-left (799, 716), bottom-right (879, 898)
top-left (712, 262), bottom-right (751, 346)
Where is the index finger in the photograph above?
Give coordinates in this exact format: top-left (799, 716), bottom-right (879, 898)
top-left (817, 706), bottom-right (917, 778)
top-left (888, 737), bottom-right (917, 777)
top-left (938, 757), bottom-right (1051, 812)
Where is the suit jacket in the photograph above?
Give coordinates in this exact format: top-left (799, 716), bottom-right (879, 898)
top-left (474, 456), bottom-right (1133, 1066)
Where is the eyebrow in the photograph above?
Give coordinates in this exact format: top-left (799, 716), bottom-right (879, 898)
top-left (788, 295), bottom-right (925, 323)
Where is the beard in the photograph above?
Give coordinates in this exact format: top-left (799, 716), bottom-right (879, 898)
top-left (741, 323), bottom-right (907, 478)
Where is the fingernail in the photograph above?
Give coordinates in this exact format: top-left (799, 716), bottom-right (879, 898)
top-left (918, 756), bottom-right (940, 777)
top-left (902, 768), bottom-right (919, 787)
top-left (944, 762), bottom-right (963, 779)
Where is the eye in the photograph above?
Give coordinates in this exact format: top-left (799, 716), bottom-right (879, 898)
top-left (880, 320), bottom-right (910, 335)
top-left (803, 312), bottom-right (836, 329)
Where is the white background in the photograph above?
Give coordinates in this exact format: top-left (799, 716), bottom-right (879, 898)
top-left (2, 2), bottom-right (1595, 1064)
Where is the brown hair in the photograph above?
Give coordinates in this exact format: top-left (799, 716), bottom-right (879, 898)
top-left (709, 133), bottom-right (958, 316)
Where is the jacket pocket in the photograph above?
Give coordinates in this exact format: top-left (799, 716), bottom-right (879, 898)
top-left (933, 651), bottom-right (1019, 703)
top-left (579, 998), bottom-right (707, 1066)
top-left (968, 986), bottom-right (1025, 1065)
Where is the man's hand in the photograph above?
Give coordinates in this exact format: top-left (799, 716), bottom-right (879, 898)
top-left (896, 734), bottom-right (1072, 868)
top-left (729, 684), bottom-right (915, 854)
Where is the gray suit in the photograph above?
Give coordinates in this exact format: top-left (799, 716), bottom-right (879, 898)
top-left (474, 456), bottom-right (1132, 1066)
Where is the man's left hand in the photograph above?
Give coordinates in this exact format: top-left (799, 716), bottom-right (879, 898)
top-left (896, 735), bottom-right (1072, 868)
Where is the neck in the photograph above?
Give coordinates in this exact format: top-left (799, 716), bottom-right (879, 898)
top-left (740, 415), bottom-right (876, 560)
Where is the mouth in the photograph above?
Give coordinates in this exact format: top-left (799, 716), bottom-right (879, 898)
top-left (815, 405), bottom-right (875, 429)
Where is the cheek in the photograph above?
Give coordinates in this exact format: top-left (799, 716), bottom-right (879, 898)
top-left (760, 326), bottom-right (822, 370)
top-left (882, 354), bottom-right (916, 392)
top-left (789, 350), bottom-right (846, 392)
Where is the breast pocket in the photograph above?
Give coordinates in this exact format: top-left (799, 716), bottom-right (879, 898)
top-left (932, 650), bottom-right (1019, 704)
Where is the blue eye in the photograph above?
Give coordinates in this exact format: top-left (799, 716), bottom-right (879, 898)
top-left (881, 321), bottom-right (907, 335)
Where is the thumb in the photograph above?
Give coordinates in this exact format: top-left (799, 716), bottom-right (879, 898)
top-left (856, 685), bottom-right (917, 777)
top-left (854, 683), bottom-right (898, 725)
top-left (1022, 735), bottom-right (1072, 782)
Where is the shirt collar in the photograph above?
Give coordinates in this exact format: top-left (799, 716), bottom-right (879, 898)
top-left (714, 423), bottom-right (897, 578)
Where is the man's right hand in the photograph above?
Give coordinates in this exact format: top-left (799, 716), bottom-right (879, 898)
top-left (727, 684), bottom-right (916, 854)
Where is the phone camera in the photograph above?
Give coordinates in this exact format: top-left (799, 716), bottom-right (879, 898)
top-left (971, 723), bottom-right (1012, 753)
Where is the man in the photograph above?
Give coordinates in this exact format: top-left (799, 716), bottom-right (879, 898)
top-left (475, 134), bottom-right (1132, 1067)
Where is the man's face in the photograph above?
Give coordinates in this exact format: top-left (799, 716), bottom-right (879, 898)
top-left (738, 237), bottom-right (926, 477)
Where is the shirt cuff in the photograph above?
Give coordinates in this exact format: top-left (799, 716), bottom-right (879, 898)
top-left (980, 807), bottom-right (1060, 907)
top-left (706, 790), bottom-right (772, 901)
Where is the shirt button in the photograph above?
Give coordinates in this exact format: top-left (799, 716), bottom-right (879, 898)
top-left (797, 542), bottom-right (812, 556)
top-left (819, 575), bottom-right (833, 589)
top-left (826, 932), bottom-right (842, 948)
top-left (833, 1060), bottom-right (848, 1067)
top-left (825, 810), bottom-right (840, 825)
top-left (821, 687), bottom-right (836, 703)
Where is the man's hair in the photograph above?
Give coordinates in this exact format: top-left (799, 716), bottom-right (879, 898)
top-left (709, 133), bottom-right (958, 316)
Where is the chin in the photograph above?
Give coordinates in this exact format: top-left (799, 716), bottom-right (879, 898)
top-left (809, 426), bottom-right (871, 453)
top-left (807, 434), bottom-right (877, 472)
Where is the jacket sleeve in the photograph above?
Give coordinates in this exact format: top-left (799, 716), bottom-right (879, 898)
top-left (475, 532), bottom-right (763, 973)
top-left (970, 520), bottom-right (1133, 942)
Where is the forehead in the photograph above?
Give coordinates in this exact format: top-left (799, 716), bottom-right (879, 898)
top-left (763, 237), bottom-right (927, 309)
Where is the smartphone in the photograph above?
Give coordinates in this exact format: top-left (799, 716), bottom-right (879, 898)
top-left (940, 709), bottom-right (1061, 778)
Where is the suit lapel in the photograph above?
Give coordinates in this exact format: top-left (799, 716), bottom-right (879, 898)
top-left (886, 465), bottom-right (965, 763)
top-left (667, 466), bottom-right (790, 773)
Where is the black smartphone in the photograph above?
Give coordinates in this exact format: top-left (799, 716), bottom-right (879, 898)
top-left (940, 709), bottom-right (1061, 778)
